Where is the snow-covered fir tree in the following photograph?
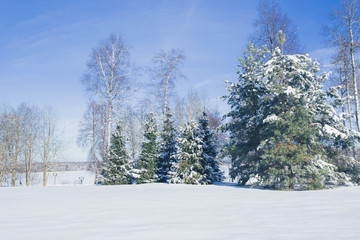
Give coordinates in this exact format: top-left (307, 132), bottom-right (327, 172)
top-left (101, 122), bottom-right (135, 185)
top-left (224, 33), bottom-right (360, 190)
top-left (137, 113), bottom-right (159, 183)
top-left (222, 42), bottom-right (268, 186)
top-left (170, 120), bottom-right (207, 184)
top-left (157, 108), bottom-right (178, 182)
top-left (197, 111), bottom-right (223, 183)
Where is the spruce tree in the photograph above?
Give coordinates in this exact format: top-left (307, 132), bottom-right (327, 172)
top-left (258, 43), bottom-right (355, 190)
top-left (157, 108), bottom-right (178, 182)
top-left (137, 113), bottom-right (159, 183)
top-left (224, 35), bottom-right (359, 190)
top-left (101, 122), bottom-right (134, 185)
top-left (198, 112), bottom-right (223, 183)
top-left (222, 42), bottom-right (268, 185)
top-left (170, 121), bottom-right (206, 184)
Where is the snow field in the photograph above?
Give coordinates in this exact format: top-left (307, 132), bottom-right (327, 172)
top-left (1, 184), bottom-right (360, 240)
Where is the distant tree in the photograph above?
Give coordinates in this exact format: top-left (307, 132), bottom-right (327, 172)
top-left (40, 107), bottom-right (61, 186)
top-left (0, 105), bottom-right (11, 187)
top-left (81, 34), bottom-right (132, 152)
top-left (122, 104), bottom-right (148, 161)
top-left (78, 101), bottom-right (108, 183)
top-left (124, 108), bottom-right (139, 161)
top-left (7, 106), bottom-right (24, 187)
top-left (173, 89), bottom-right (208, 126)
top-left (21, 104), bottom-right (40, 186)
top-left (137, 113), bottom-right (159, 183)
top-left (151, 49), bottom-right (185, 121)
top-left (250, 0), bottom-right (302, 54)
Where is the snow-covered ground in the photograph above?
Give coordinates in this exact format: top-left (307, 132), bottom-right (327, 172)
top-left (4, 162), bottom-right (231, 187)
top-left (1, 184), bottom-right (360, 240)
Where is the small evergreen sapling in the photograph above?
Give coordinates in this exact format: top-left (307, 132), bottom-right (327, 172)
top-left (197, 112), bottom-right (223, 183)
top-left (101, 122), bottom-right (134, 185)
top-left (170, 121), bottom-right (206, 184)
top-left (157, 109), bottom-right (178, 182)
top-left (137, 113), bottom-right (159, 183)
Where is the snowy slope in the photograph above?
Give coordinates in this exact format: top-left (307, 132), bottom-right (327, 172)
top-left (1, 184), bottom-right (360, 240)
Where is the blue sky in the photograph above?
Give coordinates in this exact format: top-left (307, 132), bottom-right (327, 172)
top-left (0, 0), bottom-right (341, 161)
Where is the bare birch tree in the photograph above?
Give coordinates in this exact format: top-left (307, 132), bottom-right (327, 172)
top-left (81, 34), bottom-right (132, 152)
top-left (0, 105), bottom-right (10, 187)
top-left (173, 89), bottom-right (209, 126)
top-left (21, 104), bottom-right (40, 186)
top-left (324, 0), bottom-right (360, 132)
top-left (250, 0), bottom-right (302, 54)
top-left (123, 107), bottom-right (139, 161)
top-left (151, 49), bottom-right (185, 121)
top-left (7, 107), bottom-right (24, 187)
top-left (77, 101), bottom-right (107, 182)
top-left (40, 107), bottom-right (61, 186)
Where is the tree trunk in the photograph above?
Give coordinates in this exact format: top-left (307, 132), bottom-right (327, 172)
top-left (92, 112), bottom-right (98, 184)
top-left (350, 24), bottom-right (360, 132)
top-left (43, 134), bottom-right (48, 186)
top-left (163, 80), bottom-right (168, 121)
top-left (107, 99), bottom-right (113, 152)
top-left (43, 162), bottom-right (47, 186)
top-left (346, 76), bottom-right (354, 131)
top-left (11, 167), bottom-right (16, 187)
top-left (346, 74), bottom-right (356, 158)
top-left (11, 150), bottom-right (18, 187)
top-left (0, 170), bottom-right (3, 188)
top-left (26, 155), bottom-right (30, 187)
top-left (163, 65), bottom-right (174, 122)
top-left (26, 170), bottom-right (30, 186)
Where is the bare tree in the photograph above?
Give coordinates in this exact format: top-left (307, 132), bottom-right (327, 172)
top-left (0, 105), bottom-right (10, 187)
top-left (21, 104), bottom-right (40, 186)
top-left (173, 89), bottom-right (210, 126)
top-left (40, 107), bottom-right (61, 186)
top-left (250, 0), bottom-right (302, 54)
top-left (81, 34), bottom-right (132, 152)
top-left (123, 107), bottom-right (140, 161)
top-left (78, 101), bottom-right (107, 182)
top-left (151, 49), bottom-right (185, 121)
top-left (332, 42), bottom-right (354, 130)
top-left (324, 0), bottom-right (360, 132)
top-left (7, 106), bottom-right (24, 187)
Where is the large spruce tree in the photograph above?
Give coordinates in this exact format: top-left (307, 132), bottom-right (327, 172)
top-left (101, 122), bottom-right (134, 185)
top-left (224, 34), bottom-right (359, 190)
top-left (223, 42), bottom-right (268, 186)
top-left (137, 113), bottom-right (159, 183)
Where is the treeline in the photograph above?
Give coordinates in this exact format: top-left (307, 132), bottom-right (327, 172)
top-left (100, 111), bottom-right (223, 185)
top-left (2, 0), bottom-right (359, 189)
top-left (77, 32), bottom-right (225, 185)
top-left (0, 104), bottom-right (61, 186)
top-left (323, 0), bottom-right (360, 157)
